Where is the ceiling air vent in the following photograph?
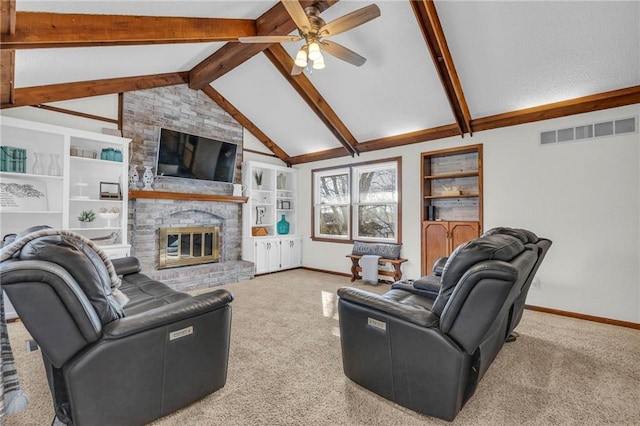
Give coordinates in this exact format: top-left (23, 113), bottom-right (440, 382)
top-left (540, 116), bottom-right (637, 145)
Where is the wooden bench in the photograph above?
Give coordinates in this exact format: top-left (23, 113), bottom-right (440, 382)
top-left (346, 254), bottom-right (408, 283)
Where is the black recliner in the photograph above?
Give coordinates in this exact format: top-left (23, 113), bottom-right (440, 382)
top-left (394, 227), bottom-right (552, 339)
top-left (337, 232), bottom-right (548, 421)
top-left (0, 229), bottom-right (233, 425)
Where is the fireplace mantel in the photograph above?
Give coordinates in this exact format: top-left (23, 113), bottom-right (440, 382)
top-left (129, 190), bottom-right (248, 203)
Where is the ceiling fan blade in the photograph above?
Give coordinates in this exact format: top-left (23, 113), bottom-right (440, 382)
top-left (291, 63), bottom-right (304, 75)
top-left (321, 40), bottom-right (367, 67)
top-left (320, 4), bottom-right (381, 37)
top-left (238, 35), bottom-right (301, 43)
top-left (281, 0), bottom-right (311, 33)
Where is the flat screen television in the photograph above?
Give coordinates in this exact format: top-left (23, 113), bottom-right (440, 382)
top-left (156, 128), bottom-right (238, 183)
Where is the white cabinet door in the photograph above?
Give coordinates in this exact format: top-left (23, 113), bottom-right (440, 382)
top-left (254, 239), bottom-right (280, 274)
top-left (280, 236), bottom-right (302, 270)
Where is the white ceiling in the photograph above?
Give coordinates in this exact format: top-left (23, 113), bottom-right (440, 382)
top-left (11, 0), bottom-right (640, 159)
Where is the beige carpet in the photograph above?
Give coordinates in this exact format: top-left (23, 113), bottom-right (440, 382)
top-left (5, 269), bottom-right (640, 425)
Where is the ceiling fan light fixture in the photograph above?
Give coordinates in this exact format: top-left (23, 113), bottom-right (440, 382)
top-left (308, 41), bottom-right (322, 61)
top-left (312, 54), bottom-right (325, 70)
top-left (294, 48), bottom-right (308, 67)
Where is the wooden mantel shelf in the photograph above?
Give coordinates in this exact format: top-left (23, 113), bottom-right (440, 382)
top-left (129, 190), bottom-right (248, 203)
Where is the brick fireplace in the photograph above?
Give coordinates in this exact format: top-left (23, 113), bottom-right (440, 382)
top-left (123, 85), bottom-right (254, 291)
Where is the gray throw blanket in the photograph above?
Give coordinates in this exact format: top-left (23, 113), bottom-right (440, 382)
top-left (359, 254), bottom-right (381, 285)
top-left (0, 228), bottom-right (129, 422)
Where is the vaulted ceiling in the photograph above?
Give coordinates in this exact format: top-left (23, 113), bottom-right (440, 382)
top-left (1, 0), bottom-right (639, 165)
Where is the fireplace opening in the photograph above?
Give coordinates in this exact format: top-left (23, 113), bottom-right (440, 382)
top-left (159, 226), bottom-right (221, 269)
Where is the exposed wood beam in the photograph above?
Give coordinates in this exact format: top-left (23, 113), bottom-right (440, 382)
top-left (0, 50), bottom-right (14, 104)
top-left (32, 104), bottom-right (119, 124)
top-left (2, 72), bottom-right (188, 108)
top-left (358, 124), bottom-right (461, 152)
top-left (189, 0), bottom-right (338, 89)
top-left (0, 12), bottom-right (255, 49)
top-left (1, 0), bottom-right (15, 35)
top-left (471, 85), bottom-right (640, 132)
top-left (1, 1), bottom-right (15, 104)
top-left (201, 84), bottom-right (291, 165)
top-left (287, 147), bottom-right (348, 165)
top-left (244, 147), bottom-right (279, 159)
top-left (264, 44), bottom-right (358, 157)
top-left (410, 0), bottom-right (472, 136)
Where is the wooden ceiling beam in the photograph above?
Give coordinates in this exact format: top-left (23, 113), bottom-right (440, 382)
top-left (410, 0), bottom-right (472, 136)
top-left (264, 44), bottom-right (358, 156)
top-left (0, 50), bottom-right (14, 104)
top-left (0, 12), bottom-right (255, 49)
top-left (1, 0), bottom-right (16, 35)
top-left (471, 85), bottom-right (640, 132)
top-left (287, 147), bottom-right (348, 165)
top-left (358, 124), bottom-right (461, 152)
top-left (1, 1), bottom-right (16, 104)
top-left (189, 0), bottom-right (338, 89)
top-left (201, 84), bottom-right (292, 165)
top-left (1, 72), bottom-right (188, 108)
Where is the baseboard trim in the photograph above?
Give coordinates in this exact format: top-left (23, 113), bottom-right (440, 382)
top-left (296, 269), bottom-right (640, 330)
top-left (300, 266), bottom-right (351, 278)
top-left (525, 305), bottom-right (640, 330)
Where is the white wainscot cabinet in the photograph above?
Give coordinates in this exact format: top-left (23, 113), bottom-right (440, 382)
top-left (246, 235), bottom-right (302, 275)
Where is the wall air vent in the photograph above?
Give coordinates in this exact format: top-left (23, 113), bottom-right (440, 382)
top-left (540, 116), bottom-right (637, 146)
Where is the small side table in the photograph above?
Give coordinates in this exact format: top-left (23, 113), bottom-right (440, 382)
top-left (346, 254), bottom-right (408, 283)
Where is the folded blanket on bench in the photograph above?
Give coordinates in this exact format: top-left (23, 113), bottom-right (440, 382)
top-left (359, 254), bottom-right (381, 285)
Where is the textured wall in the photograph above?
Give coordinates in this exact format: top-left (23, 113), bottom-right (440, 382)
top-left (122, 85), bottom-right (253, 289)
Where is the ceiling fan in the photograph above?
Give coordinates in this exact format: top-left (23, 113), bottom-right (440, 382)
top-left (238, 0), bottom-right (381, 74)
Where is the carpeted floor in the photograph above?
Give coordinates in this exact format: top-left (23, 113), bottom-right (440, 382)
top-left (5, 269), bottom-right (640, 425)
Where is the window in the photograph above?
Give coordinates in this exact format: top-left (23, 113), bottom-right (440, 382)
top-left (313, 158), bottom-right (401, 243)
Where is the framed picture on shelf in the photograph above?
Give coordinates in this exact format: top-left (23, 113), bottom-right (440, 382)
top-left (100, 182), bottom-right (121, 200)
top-left (282, 200), bottom-right (291, 210)
top-left (255, 206), bottom-right (266, 224)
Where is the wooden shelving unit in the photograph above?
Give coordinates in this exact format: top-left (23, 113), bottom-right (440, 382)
top-left (420, 144), bottom-right (483, 275)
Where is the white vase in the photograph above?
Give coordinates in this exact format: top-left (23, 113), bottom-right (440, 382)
top-left (142, 166), bottom-right (154, 191)
top-left (48, 154), bottom-right (61, 176)
top-left (32, 152), bottom-right (44, 175)
top-left (128, 165), bottom-right (139, 189)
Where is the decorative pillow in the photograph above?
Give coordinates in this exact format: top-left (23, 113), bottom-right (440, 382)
top-left (352, 241), bottom-right (402, 259)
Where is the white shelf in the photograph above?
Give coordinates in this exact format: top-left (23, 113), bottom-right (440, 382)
top-left (0, 171), bottom-right (64, 181)
top-left (3, 210), bottom-right (63, 214)
top-left (1, 117), bottom-right (131, 253)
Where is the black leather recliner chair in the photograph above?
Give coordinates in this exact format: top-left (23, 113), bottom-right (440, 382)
top-left (337, 232), bottom-right (548, 421)
top-left (0, 229), bottom-right (233, 425)
top-left (394, 227), bottom-right (552, 339)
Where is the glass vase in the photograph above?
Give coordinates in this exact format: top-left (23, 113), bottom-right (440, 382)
top-left (48, 154), bottom-right (61, 176)
top-left (32, 152), bottom-right (44, 175)
top-left (277, 214), bottom-right (290, 235)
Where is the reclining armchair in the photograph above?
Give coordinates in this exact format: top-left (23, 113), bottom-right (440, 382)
top-left (338, 232), bottom-right (544, 421)
top-left (0, 228), bottom-right (233, 425)
top-left (396, 227), bottom-right (552, 339)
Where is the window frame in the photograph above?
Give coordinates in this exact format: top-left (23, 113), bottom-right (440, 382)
top-left (311, 157), bottom-right (402, 244)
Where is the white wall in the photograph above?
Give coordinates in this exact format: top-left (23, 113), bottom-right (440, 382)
top-left (241, 129), bottom-right (287, 166)
top-left (294, 104), bottom-right (640, 323)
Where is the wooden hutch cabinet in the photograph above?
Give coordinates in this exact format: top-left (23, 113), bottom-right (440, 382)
top-left (421, 144), bottom-right (483, 275)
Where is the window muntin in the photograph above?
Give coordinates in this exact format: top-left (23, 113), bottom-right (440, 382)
top-left (312, 159), bottom-right (400, 243)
